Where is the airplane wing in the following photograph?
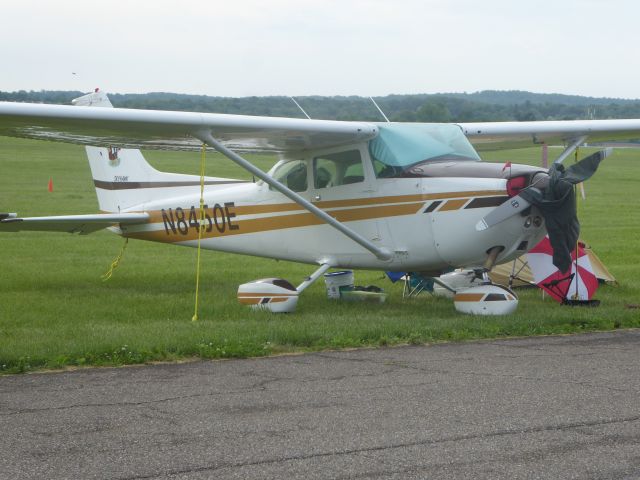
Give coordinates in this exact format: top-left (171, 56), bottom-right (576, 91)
top-left (457, 119), bottom-right (640, 151)
top-left (0, 213), bottom-right (150, 234)
top-left (2, 98), bottom-right (640, 153)
top-left (0, 101), bottom-right (378, 153)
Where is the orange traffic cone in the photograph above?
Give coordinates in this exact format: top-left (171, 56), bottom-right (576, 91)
top-left (48, 177), bottom-right (53, 192)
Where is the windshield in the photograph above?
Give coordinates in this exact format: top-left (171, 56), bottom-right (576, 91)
top-left (369, 124), bottom-right (480, 178)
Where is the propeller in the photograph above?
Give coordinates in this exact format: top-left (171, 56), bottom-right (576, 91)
top-left (475, 169), bottom-right (551, 231)
top-left (476, 148), bottom-right (612, 272)
top-left (475, 194), bottom-right (532, 231)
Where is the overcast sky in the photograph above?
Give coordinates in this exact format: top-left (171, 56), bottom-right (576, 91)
top-left (2, 0), bottom-right (639, 99)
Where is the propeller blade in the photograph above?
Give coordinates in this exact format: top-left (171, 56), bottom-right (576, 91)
top-left (475, 194), bottom-right (532, 231)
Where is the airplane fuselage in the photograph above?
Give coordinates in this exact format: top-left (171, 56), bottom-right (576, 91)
top-left (119, 160), bottom-right (547, 273)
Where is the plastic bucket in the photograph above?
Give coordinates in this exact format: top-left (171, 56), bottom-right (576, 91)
top-left (323, 270), bottom-right (354, 299)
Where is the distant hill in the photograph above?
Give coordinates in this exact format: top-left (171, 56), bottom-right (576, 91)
top-left (436, 90), bottom-right (638, 106)
top-left (2, 89), bottom-right (640, 122)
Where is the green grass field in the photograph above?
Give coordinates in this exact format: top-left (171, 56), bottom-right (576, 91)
top-left (1, 137), bottom-right (639, 374)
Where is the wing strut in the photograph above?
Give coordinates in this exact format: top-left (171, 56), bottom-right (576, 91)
top-left (193, 131), bottom-right (392, 262)
top-left (554, 135), bottom-right (587, 165)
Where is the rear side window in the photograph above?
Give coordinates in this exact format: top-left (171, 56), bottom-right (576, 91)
top-left (313, 150), bottom-right (364, 189)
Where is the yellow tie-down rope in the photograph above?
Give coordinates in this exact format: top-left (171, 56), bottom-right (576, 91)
top-left (101, 237), bottom-right (129, 281)
top-left (192, 144), bottom-right (207, 321)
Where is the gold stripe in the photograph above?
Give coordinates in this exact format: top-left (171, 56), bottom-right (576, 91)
top-left (333, 202), bottom-right (423, 222)
top-left (238, 298), bottom-right (262, 305)
top-left (454, 293), bottom-right (485, 302)
top-left (144, 189), bottom-right (507, 222)
top-left (315, 194), bottom-right (429, 209)
top-left (438, 199), bottom-right (469, 212)
top-left (316, 190), bottom-right (505, 209)
top-left (126, 202), bottom-right (425, 243)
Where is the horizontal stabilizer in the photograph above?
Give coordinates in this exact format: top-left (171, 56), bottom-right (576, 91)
top-left (0, 212), bottom-right (149, 234)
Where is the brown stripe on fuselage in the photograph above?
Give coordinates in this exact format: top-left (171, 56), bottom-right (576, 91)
top-left (315, 190), bottom-right (506, 209)
top-left (126, 202), bottom-right (426, 243)
top-left (144, 190), bottom-right (507, 222)
top-left (94, 180), bottom-right (247, 190)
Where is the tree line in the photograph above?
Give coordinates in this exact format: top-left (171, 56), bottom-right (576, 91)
top-left (2, 89), bottom-right (640, 122)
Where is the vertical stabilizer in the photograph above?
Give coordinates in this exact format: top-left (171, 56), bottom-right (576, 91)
top-left (71, 89), bottom-right (114, 108)
top-left (73, 90), bottom-right (245, 213)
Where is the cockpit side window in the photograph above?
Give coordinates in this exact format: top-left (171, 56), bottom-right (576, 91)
top-left (269, 160), bottom-right (308, 192)
top-left (313, 150), bottom-right (364, 189)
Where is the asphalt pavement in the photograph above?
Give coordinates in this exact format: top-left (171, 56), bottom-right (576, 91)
top-left (1, 330), bottom-right (640, 479)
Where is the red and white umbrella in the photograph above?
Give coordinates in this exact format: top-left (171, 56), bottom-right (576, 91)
top-left (526, 236), bottom-right (599, 303)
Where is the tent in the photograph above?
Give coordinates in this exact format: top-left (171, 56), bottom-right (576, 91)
top-left (489, 241), bottom-right (616, 288)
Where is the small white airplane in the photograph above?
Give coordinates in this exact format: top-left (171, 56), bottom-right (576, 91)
top-left (0, 90), bottom-right (637, 314)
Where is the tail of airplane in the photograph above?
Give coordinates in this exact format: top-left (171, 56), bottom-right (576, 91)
top-left (74, 90), bottom-right (244, 213)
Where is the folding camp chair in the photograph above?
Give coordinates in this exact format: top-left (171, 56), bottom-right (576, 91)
top-left (402, 273), bottom-right (434, 298)
top-left (385, 271), bottom-right (434, 298)
top-left (506, 257), bottom-right (538, 289)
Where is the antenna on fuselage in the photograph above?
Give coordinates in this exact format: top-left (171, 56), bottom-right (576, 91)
top-left (290, 97), bottom-right (311, 119)
top-left (369, 96), bottom-right (390, 123)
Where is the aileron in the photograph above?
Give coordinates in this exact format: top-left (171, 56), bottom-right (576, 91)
top-left (458, 119), bottom-right (640, 150)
